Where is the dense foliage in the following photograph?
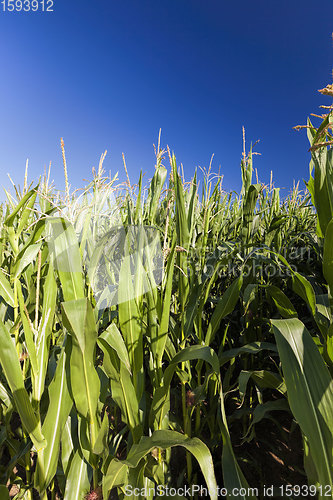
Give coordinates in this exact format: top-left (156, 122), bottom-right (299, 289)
top-left (0, 90), bottom-right (333, 499)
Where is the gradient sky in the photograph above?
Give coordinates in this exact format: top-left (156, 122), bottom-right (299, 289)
top-left (0, 0), bottom-right (333, 198)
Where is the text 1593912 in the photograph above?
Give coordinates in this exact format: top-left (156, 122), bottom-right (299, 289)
top-left (1, 0), bottom-right (53, 11)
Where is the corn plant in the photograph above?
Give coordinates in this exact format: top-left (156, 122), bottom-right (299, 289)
top-left (0, 86), bottom-right (332, 499)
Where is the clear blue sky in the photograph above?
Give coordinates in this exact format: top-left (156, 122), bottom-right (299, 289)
top-left (0, 0), bottom-right (332, 197)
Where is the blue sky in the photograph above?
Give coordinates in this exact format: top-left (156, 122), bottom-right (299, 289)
top-left (0, 0), bottom-right (332, 198)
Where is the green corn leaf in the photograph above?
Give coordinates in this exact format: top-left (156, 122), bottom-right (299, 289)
top-left (310, 147), bottom-right (333, 237)
top-left (146, 165), bottom-right (167, 224)
top-left (103, 430), bottom-right (218, 500)
top-left (92, 411), bottom-right (109, 456)
top-left (316, 294), bottom-right (331, 335)
top-left (219, 384), bottom-right (257, 500)
top-left (172, 157), bottom-right (190, 250)
top-left (16, 188), bottom-right (38, 237)
top-left (271, 318), bottom-right (333, 492)
top-left (103, 460), bottom-right (128, 496)
top-left (98, 328), bottom-right (142, 442)
top-left (100, 323), bottom-right (131, 373)
top-left (61, 416), bottom-right (76, 477)
top-left (35, 261), bottom-right (57, 400)
top-left (13, 242), bottom-right (42, 278)
top-left (63, 450), bottom-right (91, 500)
top-left (134, 170), bottom-right (143, 224)
top-left (240, 150), bottom-right (253, 197)
top-left (150, 345), bottom-right (220, 430)
top-left (242, 184), bottom-right (261, 245)
top-left (118, 245), bottom-right (144, 398)
top-left (251, 399), bottom-right (290, 427)
top-left (35, 348), bottom-right (73, 494)
top-left (187, 169), bottom-right (198, 246)
top-left (312, 113), bottom-right (331, 144)
top-left (20, 216), bottom-right (48, 250)
top-left (240, 370), bottom-right (286, 395)
top-left (205, 276), bottom-right (243, 346)
top-left (17, 281), bottom-right (38, 378)
top-left (266, 285), bottom-right (297, 318)
top-left (4, 186), bottom-right (38, 228)
top-left (0, 319), bottom-right (46, 451)
top-left (238, 371), bottom-right (252, 404)
top-left (0, 381), bottom-right (13, 423)
top-left (220, 342), bottom-right (277, 366)
top-left (172, 156), bottom-right (190, 311)
top-left (196, 256), bottom-right (229, 341)
top-left (0, 270), bottom-right (14, 307)
top-left (323, 218), bottom-right (333, 296)
top-left (61, 299), bottom-right (100, 448)
top-left (156, 241), bottom-right (176, 369)
top-left (242, 400), bottom-right (290, 442)
top-left (292, 272), bottom-right (316, 318)
top-left (47, 218), bottom-right (85, 301)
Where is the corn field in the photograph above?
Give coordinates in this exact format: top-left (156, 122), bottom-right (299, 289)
top-left (0, 86), bottom-right (333, 500)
